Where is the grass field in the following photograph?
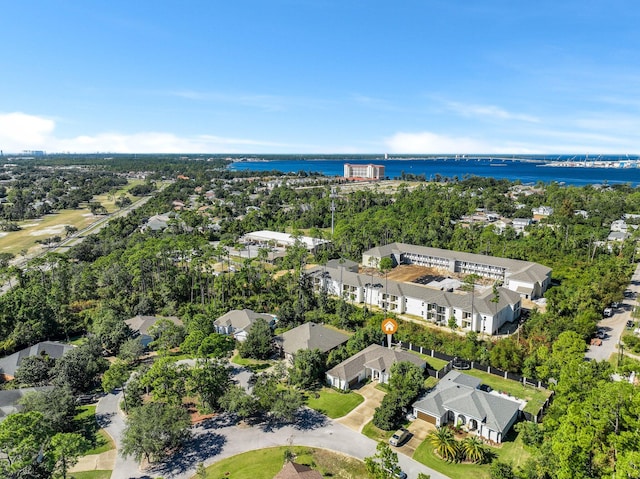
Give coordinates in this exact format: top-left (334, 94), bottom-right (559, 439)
top-left (75, 405), bottom-right (115, 456)
top-left (304, 387), bottom-right (364, 418)
top-left (0, 179), bottom-right (144, 257)
top-left (197, 446), bottom-right (370, 479)
top-left (69, 471), bottom-right (112, 479)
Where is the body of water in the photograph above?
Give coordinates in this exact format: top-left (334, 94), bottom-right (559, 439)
top-left (229, 157), bottom-right (640, 187)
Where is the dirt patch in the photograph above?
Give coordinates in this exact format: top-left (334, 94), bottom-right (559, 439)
top-left (28, 225), bottom-right (69, 236)
top-left (385, 265), bottom-right (442, 283)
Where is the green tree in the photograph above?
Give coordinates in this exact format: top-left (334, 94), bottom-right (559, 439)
top-left (490, 461), bottom-right (515, 479)
top-left (121, 402), bottom-right (191, 463)
top-left (52, 340), bottom-right (109, 393)
top-left (0, 411), bottom-right (51, 478)
top-left (460, 436), bottom-right (488, 464)
top-left (139, 357), bottom-right (186, 405)
top-left (187, 359), bottom-right (231, 412)
top-left (19, 386), bottom-right (77, 433)
top-left (428, 426), bottom-right (459, 462)
top-left (239, 318), bottom-right (273, 360)
top-left (117, 338), bottom-right (145, 365)
top-left (365, 441), bottom-right (402, 479)
top-left (219, 384), bottom-right (258, 420)
top-left (50, 432), bottom-right (90, 479)
top-left (13, 354), bottom-right (55, 386)
top-left (289, 348), bottom-right (325, 389)
top-left (102, 359), bottom-right (132, 412)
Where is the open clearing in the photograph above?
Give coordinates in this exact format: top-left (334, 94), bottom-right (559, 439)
top-left (0, 179), bottom-right (143, 257)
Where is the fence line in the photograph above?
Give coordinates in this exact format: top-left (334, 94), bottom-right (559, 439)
top-left (398, 341), bottom-right (549, 389)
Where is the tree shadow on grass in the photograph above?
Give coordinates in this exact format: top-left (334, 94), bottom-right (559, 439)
top-left (145, 431), bottom-right (226, 478)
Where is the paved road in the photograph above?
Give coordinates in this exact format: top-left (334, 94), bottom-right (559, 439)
top-left (585, 262), bottom-right (640, 361)
top-left (97, 376), bottom-right (449, 479)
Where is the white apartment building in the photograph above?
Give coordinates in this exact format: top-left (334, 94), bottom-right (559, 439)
top-left (309, 263), bottom-right (521, 335)
top-left (343, 163), bottom-right (385, 180)
top-left (363, 243), bottom-right (551, 300)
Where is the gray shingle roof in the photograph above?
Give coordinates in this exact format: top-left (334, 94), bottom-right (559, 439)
top-left (412, 371), bottom-right (520, 434)
top-left (124, 315), bottom-right (182, 336)
top-left (327, 343), bottom-right (426, 381)
top-left (274, 322), bottom-right (349, 355)
top-left (0, 341), bottom-right (74, 379)
top-left (0, 387), bottom-right (54, 422)
top-left (214, 309), bottom-right (274, 331)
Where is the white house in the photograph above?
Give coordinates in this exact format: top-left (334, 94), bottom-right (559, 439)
top-left (326, 344), bottom-right (426, 390)
top-left (412, 371), bottom-right (521, 443)
top-left (214, 309), bottom-right (275, 342)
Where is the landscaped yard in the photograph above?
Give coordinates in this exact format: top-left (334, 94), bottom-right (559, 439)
top-left (459, 369), bottom-right (552, 415)
top-left (304, 387), bottom-right (364, 418)
top-left (196, 446), bottom-right (370, 479)
top-left (75, 405), bottom-right (115, 456)
top-left (412, 426), bottom-right (531, 479)
top-left (231, 353), bottom-right (273, 372)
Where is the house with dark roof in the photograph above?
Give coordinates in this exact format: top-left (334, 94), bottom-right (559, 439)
top-left (326, 344), bottom-right (426, 390)
top-left (412, 371), bottom-right (522, 443)
top-left (274, 322), bottom-right (349, 363)
top-left (214, 309), bottom-right (276, 342)
top-left (0, 387), bottom-right (53, 422)
top-left (124, 315), bottom-right (183, 348)
top-left (273, 462), bottom-right (323, 479)
top-left (0, 341), bottom-right (74, 381)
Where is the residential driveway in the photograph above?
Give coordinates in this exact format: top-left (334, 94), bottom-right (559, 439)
top-left (336, 381), bottom-right (385, 432)
top-left (586, 262), bottom-right (640, 361)
top-left (396, 418), bottom-right (436, 456)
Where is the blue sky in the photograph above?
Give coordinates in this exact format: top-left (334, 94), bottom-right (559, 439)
top-left (2, 1), bottom-right (640, 154)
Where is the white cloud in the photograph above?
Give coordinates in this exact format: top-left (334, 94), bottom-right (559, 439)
top-left (445, 101), bottom-right (540, 123)
top-left (0, 112), bottom-right (309, 153)
top-left (0, 112), bottom-right (55, 150)
top-left (384, 131), bottom-right (496, 154)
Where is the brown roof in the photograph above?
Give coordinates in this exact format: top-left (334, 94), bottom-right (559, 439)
top-left (273, 462), bottom-right (323, 479)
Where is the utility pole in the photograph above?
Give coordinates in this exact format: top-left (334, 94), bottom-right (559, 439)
top-left (330, 186), bottom-right (339, 236)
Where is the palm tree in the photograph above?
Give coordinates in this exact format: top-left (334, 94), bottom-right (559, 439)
top-left (428, 426), bottom-right (459, 462)
top-left (461, 436), bottom-right (488, 464)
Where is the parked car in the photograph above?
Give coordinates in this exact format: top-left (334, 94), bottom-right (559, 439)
top-left (627, 320), bottom-right (634, 328)
top-left (604, 308), bottom-right (613, 317)
top-left (596, 329), bottom-right (606, 339)
top-left (384, 468), bottom-right (408, 479)
top-left (389, 428), bottom-right (410, 447)
top-left (590, 338), bottom-right (602, 346)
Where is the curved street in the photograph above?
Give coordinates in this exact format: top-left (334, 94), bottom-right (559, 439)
top-left (95, 389), bottom-right (449, 479)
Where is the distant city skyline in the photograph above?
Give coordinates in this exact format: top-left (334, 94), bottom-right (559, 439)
top-left (1, 1), bottom-right (639, 155)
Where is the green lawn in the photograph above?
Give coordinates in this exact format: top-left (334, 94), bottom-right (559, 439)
top-left (197, 446), bottom-right (370, 479)
top-left (412, 427), bottom-right (531, 479)
top-left (362, 420), bottom-right (395, 442)
top-left (70, 470), bottom-right (112, 479)
top-left (459, 369), bottom-right (552, 415)
top-left (231, 353), bottom-right (273, 371)
top-left (74, 406), bottom-right (115, 455)
top-left (304, 387), bottom-right (364, 418)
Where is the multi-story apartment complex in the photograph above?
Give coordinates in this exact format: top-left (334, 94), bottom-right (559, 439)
top-left (362, 243), bottom-right (551, 300)
top-left (309, 260), bottom-right (522, 335)
top-left (343, 163), bottom-right (385, 180)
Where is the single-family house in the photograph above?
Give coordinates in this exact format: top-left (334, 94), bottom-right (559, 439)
top-left (412, 371), bottom-right (521, 444)
top-left (532, 206), bottom-right (553, 220)
top-left (326, 344), bottom-right (426, 390)
top-left (0, 387), bottom-right (53, 423)
top-left (124, 315), bottom-right (183, 348)
top-left (274, 322), bottom-right (349, 363)
top-left (214, 309), bottom-right (276, 342)
top-left (0, 341), bottom-right (74, 381)
top-left (273, 462), bottom-right (323, 479)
